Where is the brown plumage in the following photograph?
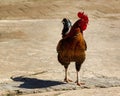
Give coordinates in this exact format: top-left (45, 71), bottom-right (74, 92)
top-left (57, 12), bottom-right (88, 86)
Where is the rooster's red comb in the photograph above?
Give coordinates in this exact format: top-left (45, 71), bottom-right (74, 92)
top-left (77, 12), bottom-right (89, 24)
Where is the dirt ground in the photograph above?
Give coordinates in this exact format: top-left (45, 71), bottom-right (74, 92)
top-left (0, 0), bottom-right (120, 96)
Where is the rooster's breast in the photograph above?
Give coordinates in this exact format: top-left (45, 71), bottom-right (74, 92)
top-left (57, 36), bottom-right (86, 63)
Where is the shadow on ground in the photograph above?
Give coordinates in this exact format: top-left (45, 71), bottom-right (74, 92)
top-left (10, 75), bottom-right (120, 90)
top-left (11, 76), bottom-right (65, 89)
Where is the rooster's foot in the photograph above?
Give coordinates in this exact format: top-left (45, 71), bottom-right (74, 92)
top-left (64, 78), bottom-right (73, 83)
top-left (75, 81), bottom-right (85, 86)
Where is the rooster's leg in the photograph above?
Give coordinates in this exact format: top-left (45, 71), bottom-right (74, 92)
top-left (64, 64), bottom-right (72, 83)
top-left (75, 62), bottom-right (85, 86)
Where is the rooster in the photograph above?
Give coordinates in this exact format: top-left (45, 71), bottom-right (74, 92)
top-left (57, 12), bottom-right (89, 86)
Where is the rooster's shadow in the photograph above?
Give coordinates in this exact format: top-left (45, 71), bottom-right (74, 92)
top-left (11, 76), bottom-right (65, 89)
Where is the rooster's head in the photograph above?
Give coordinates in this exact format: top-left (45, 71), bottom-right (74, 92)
top-left (77, 12), bottom-right (89, 31)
